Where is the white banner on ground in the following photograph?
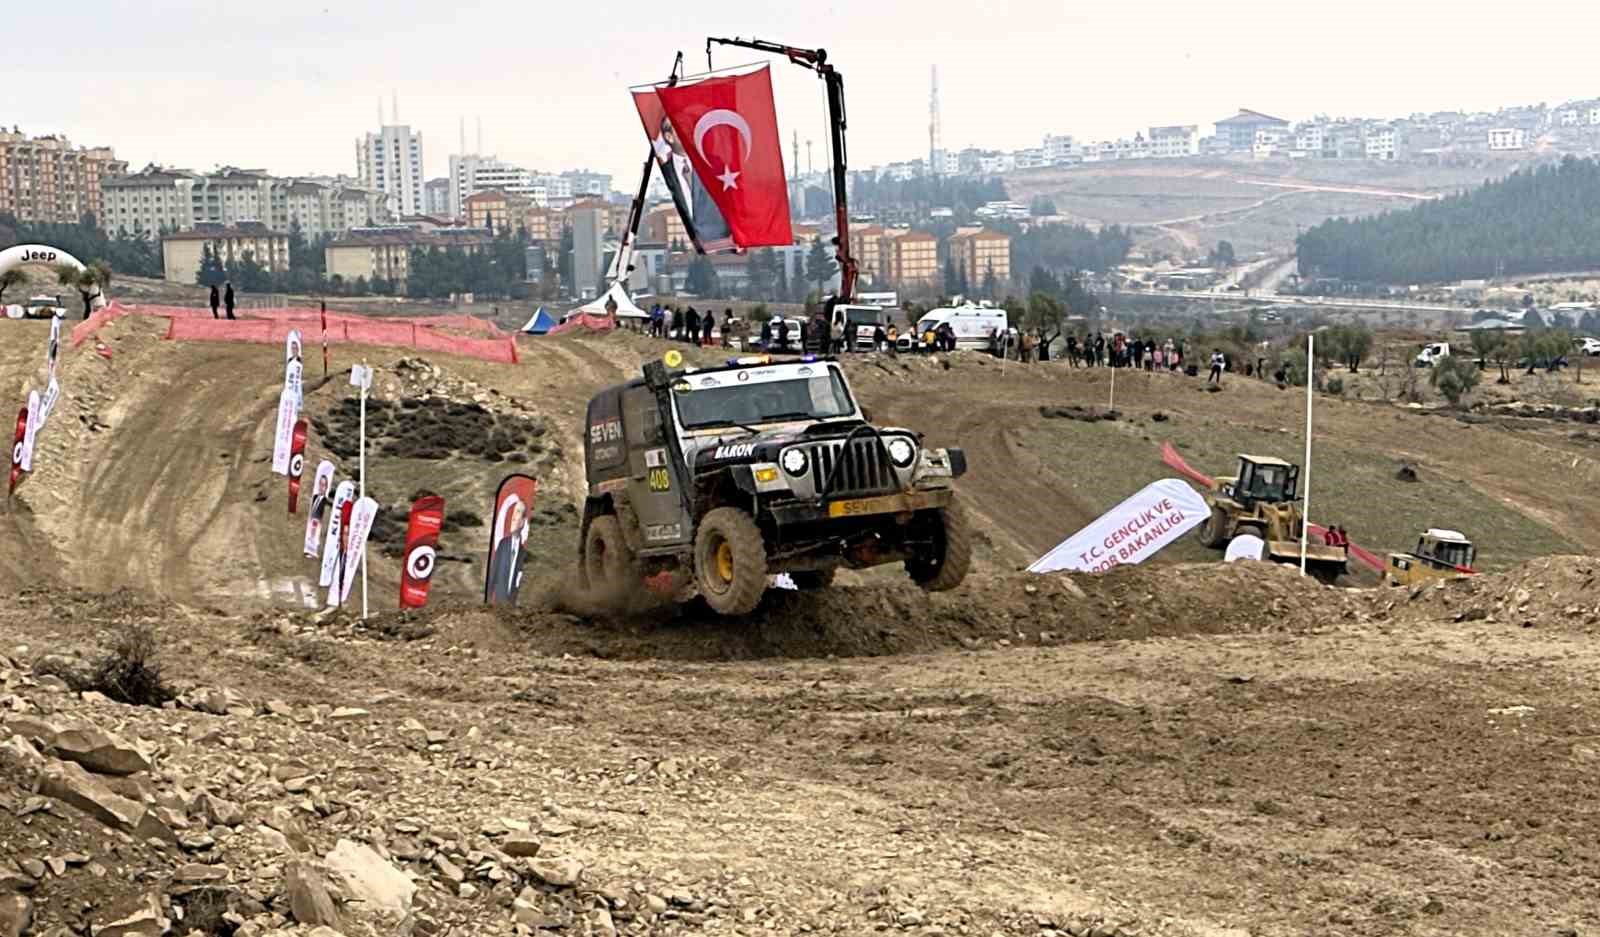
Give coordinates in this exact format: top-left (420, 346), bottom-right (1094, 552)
top-left (330, 495), bottom-right (378, 607)
top-left (270, 387), bottom-right (298, 475)
top-left (19, 390), bottom-right (39, 471)
top-left (285, 329), bottom-right (303, 365)
top-left (1028, 478), bottom-right (1209, 574)
top-left (319, 480), bottom-right (357, 587)
top-left (1225, 535), bottom-right (1265, 562)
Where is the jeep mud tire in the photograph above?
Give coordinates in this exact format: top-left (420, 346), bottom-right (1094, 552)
top-left (790, 568), bottom-right (836, 591)
top-left (694, 507), bottom-right (769, 615)
top-left (583, 515), bottom-right (637, 594)
top-left (906, 502), bottom-right (971, 592)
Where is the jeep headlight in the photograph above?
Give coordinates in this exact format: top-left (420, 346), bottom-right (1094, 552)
top-left (781, 448), bottom-right (809, 476)
top-left (886, 437), bottom-right (916, 468)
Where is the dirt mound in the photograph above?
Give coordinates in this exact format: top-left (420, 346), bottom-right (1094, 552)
top-left (384, 560), bottom-right (1350, 662)
top-left (1380, 554), bottom-right (1600, 629)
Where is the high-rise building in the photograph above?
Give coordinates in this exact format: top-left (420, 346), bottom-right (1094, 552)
top-left (879, 230), bottom-right (939, 288)
top-left (571, 204), bottom-right (606, 299)
top-left (0, 129), bottom-right (126, 225)
top-left (424, 178), bottom-right (450, 218)
top-left (104, 166), bottom-right (386, 239)
top-left (356, 124), bottom-right (425, 217)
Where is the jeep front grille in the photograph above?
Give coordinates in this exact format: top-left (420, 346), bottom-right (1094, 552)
top-left (811, 437), bottom-right (898, 497)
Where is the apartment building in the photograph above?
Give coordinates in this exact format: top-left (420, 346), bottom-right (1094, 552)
top-left (105, 167), bottom-right (386, 239)
top-left (947, 229), bottom-right (1011, 288)
top-left (644, 204), bottom-right (689, 249)
top-left (1364, 126), bottom-right (1397, 160)
top-left (424, 178), bottom-right (450, 217)
top-left (1488, 128), bottom-right (1528, 151)
top-left (0, 130), bottom-right (125, 224)
top-left (462, 188), bottom-right (530, 234)
top-left (849, 225), bottom-right (888, 282)
top-left (1148, 126), bottom-right (1199, 159)
top-left (161, 222), bottom-right (289, 283)
top-left (324, 227), bottom-right (492, 287)
top-left (1042, 134), bottom-right (1077, 164)
top-left (1215, 109), bottom-right (1290, 151)
top-left (356, 124), bottom-right (425, 216)
top-left (878, 230), bottom-right (939, 288)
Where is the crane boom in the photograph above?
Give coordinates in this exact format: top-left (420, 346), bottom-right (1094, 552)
top-left (706, 36), bottom-right (857, 301)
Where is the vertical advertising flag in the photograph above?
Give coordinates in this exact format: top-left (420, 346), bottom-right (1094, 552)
top-left (318, 480), bottom-right (357, 587)
top-left (303, 460), bottom-right (336, 557)
top-left (38, 377), bottom-right (59, 428)
top-left (8, 408), bottom-right (25, 494)
top-left (46, 315), bottom-right (61, 385)
top-left (400, 495), bottom-right (445, 609)
top-left (19, 391), bottom-right (40, 472)
top-left (270, 387), bottom-right (297, 475)
top-left (484, 474), bottom-right (538, 606)
top-left (653, 65), bottom-right (794, 249)
top-left (319, 303), bottom-right (329, 378)
top-left (330, 495), bottom-right (378, 607)
top-left (632, 88), bottom-right (732, 254)
top-left (287, 419), bottom-right (308, 513)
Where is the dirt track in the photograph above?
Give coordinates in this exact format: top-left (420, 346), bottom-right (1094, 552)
top-left (6, 319), bottom-right (1600, 936)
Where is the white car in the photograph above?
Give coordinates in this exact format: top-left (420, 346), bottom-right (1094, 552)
top-left (1577, 337), bottom-right (1600, 357)
top-left (23, 295), bottom-right (66, 319)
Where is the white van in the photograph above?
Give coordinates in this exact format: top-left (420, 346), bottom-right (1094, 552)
top-left (914, 302), bottom-right (1008, 353)
top-left (1415, 342), bottom-right (1450, 367)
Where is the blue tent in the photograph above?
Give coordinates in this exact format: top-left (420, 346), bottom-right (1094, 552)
top-left (521, 307), bottom-right (556, 335)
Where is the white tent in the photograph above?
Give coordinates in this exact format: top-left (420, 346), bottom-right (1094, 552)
top-left (563, 282), bottom-right (648, 322)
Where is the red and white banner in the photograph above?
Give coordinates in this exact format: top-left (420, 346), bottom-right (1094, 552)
top-left (285, 358), bottom-right (303, 410)
top-left (400, 495), bottom-right (445, 609)
top-left (330, 495), bottom-right (378, 607)
top-left (270, 387), bottom-right (297, 475)
top-left (304, 460), bottom-right (336, 557)
top-left (318, 480), bottom-right (357, 586)
top-left (1028, 478), bottom-right (1209, 574)
top-left (8, 407), bottom-right (25, 494)
top-left (653, 66), bottom-right (793, 249)
top-left (632, 88), bottom-right (730, 254)
top-left (19, 391), bottom-right (39, 472)
top-left (484, 474), bottom-right (537, 606)
top-left (287, 419), bottom-right (308, 513)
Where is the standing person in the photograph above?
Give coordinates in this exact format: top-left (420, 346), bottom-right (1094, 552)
top-left (223, 281), bottom-right (236, 320)
top-left (1131, 339), bottom-right (1143, 370)
top-left (1146, 339), bottom-right (1157, 371)
top-left (1163, 338), bottom-right (1176, 372)
top-left (886, 323), bottom-right (900, 355)
top-left (1094, 333), bottom-right (1106, 368)
top-left (818, 312), bottom-right (833, 355)
top-left (1065, 334), bottom-right (1079, 367)
top-left (702, 311), bottom-right (715, 347)
top-left (873, 323), bottom-right (887, 352)
top-left (775, 316), bottom-right (790, 352)
top-left (685, 306), bottom-right (700, 344)
top-left (1209, 348), bottom-right (1225, 385)
top-left (759, 317), bottom-right (773, 350)
top-left (209, 284), bottom-right (221, 320)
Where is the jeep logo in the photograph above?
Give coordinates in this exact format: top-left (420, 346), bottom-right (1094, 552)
top-left (21, 250), bottom-right (57, 263)
top-left (713, 444), bottom-right (756, 460)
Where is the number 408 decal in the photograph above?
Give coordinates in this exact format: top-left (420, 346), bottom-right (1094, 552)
top-left (648, 468), bottom-right (671, 491)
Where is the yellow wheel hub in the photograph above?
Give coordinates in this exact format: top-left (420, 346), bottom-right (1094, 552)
top-left (716, 541), bottom-right (734, 583)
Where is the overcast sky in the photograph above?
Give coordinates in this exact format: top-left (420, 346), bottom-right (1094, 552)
top-left (13, 0), bottom-right (1600, 185)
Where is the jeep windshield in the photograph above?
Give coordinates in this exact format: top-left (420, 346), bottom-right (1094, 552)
top-left (674, 366), bottom-right (857, 430)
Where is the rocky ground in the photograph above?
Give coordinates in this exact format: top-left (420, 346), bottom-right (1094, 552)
top-left (6, 318), bottom-right (1600, 936)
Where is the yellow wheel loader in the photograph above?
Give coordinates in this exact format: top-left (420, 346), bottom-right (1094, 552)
top-left (1386, 529), bottom-right (1477, 586)
top-left (1194, 455), bottom-right (1350, 583)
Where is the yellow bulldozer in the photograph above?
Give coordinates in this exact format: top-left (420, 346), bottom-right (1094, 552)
top-left (1386, 528), bottom-right (1477, 586)
top-left (1193, 454), bottom-right (1350, 582)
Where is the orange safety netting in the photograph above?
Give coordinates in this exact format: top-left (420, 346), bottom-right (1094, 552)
top-left (76, 303), bottom-right (519, 364)
top-left (547, 313), bottom-right (618, 335)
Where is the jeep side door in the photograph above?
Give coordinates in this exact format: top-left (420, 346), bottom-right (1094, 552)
top-left (621, 386), bottom-right (693, 551)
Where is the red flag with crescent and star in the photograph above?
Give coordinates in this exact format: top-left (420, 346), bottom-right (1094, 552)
top-left (654, 66), bottom-right (793, 249)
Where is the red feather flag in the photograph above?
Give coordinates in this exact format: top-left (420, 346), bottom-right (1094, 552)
top-left (287, 419), bottom-right (308, 514)
top-left (654, 66), bottom-right (793, 249)
top-left (400, 495), bottom-right (445, 609)
top-left (8, 407), bottom-right (26, 494)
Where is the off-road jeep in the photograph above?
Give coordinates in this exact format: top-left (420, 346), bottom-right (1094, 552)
top-left (579, 354), bottom-right (971, 615)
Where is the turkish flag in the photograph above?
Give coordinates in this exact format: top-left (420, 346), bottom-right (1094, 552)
top-left (654, 66), bottom-right (793, 249)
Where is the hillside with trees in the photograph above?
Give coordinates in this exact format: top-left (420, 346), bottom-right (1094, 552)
top-left (1296, 157), bottom-right (1600, 284)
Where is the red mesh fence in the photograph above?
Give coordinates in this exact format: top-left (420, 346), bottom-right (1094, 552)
top-left (548, 313), bottom-right (617, 335)
top-left (80, 303), bottom-right (519, 364)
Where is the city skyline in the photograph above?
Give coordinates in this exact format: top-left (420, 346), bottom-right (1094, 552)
top-left (11, 0), bottom-right (1600, 189)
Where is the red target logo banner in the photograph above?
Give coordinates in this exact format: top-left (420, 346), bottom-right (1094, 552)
top-left (287, 419), bottom-right (308, 514)
top-left (484, 473), bottom-right (537, 606)
top-left (8, 407), bottom-right (25, 494)
top-left (400, 495), bottom-right (445, 609)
